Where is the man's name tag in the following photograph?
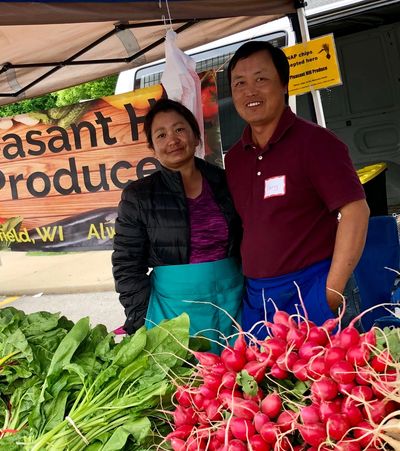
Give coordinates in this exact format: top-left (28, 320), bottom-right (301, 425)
top-left (264, 175), bottom-right (286, 199)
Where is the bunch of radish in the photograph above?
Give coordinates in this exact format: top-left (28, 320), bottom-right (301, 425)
top-left (164, 308), bottom-right (400, 450)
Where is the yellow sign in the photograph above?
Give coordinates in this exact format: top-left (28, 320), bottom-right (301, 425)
top-left (283, 34), bottom-right (342, 96)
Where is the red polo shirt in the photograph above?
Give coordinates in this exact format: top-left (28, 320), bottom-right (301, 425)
top-left (225, 107), bottom-right (366, 278)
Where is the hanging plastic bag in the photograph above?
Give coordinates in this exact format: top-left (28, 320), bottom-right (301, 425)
top-left (161, 29), bottom-right (205, 158)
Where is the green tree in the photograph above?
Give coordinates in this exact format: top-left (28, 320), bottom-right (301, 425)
top-left (0, 74), bottom-right (118, 118)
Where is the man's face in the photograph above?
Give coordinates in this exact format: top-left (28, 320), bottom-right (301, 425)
top-left (230, 50), bottom-right (287, 128)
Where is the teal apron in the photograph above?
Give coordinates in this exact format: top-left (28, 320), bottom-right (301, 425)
top-left (145, 257), bottom-right (243, 354)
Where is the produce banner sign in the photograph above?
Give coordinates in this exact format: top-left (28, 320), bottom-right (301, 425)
top-left (284, 34), bottom-right (342, 96)
top-left (0, 71), bottom-right (222, 252)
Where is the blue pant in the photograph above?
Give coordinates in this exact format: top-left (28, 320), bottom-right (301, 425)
top-left (243, 259), bottom-right (361, 340)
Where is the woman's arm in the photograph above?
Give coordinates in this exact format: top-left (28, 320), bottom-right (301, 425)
top-left (112, 194), bottom-right (150, 334)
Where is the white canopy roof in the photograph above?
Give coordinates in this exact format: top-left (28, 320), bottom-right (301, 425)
top-left (0, 1), bottom-right (295, 105)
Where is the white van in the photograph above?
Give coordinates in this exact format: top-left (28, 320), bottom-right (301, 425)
top-left (116, 0), bottom-right (400, 214)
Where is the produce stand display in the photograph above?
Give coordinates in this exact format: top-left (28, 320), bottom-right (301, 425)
top-left (1, 305), bottom-right (400, 450)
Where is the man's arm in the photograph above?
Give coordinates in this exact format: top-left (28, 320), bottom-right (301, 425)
top-left (326, 199), bottom-right (370, 311)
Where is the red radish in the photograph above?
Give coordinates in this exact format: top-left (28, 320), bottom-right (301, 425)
top-left (193, 351), bottom-right (221, 367)
top-left (270, 363), bottom-right (289, 379)
top-left (362, 399), bottom-right (387, 424)
top-left (334, 439), bottom-right (362, 451)
top-left (254, 412), bottom-right (270, 433)
top-left (219, 388), bottom-right (243, 400)
top-left (300, 405), bottom-right (320, 424)
top-left (292, 359), bottom-right (309, 381)
top-left (260, 393), bottom-right (282, 419)
top-left (249, 434), bottom-right (271, 451)
top-left (208, 437), bottom-right (222, 451)
top-left (339, 326), bottom-right (360, 348)
top-left (166, 424), bottom-right (193, 440)
top-left (341, 399), bottom-right (363, 427)
top-left (233, 334), bottom-right (247, 355)
top-left (382, 368), bottom-right (397, 382)
top-left (245, 345), bottom-right (259, 362)
top-left (321, 317), bottom-right (339, 333)
top-left (319, 399), bottom-right (342, 422)
top-left (170, 437), bottom-right (185, 451)
top-left (277, 410), bottom-right (297, 432)
top-left (351, 385), bottom-right (373, 401)
top-left (278, 436), bottom-right (292, 451)
top-left (227, 439), bottom-right (247, 451)
top-left (221, 396), bottom-right (259, 420)
top-left (273, 310), bottom-right (295, 327)
top-left (221, 371), bottom-right (237, 389)
top-left (262, 337), bottom-right (286, 358)
top-left (371, 350), bottom-right (392, 372)
top-left (265, 321), bottom-right (290, 340)
top-left (186, 436), bottom-right (206, 451)
top-left (308, 356), bottom-right (327, 379)
top-left (299, 320), bottom-right (316, 333)
top-left (346, 345), bottom-right (369, 366)
top-left (229, 417), bottom-right (255, 441)
top-left (308, 327), bottom-right (329, 346)
top-left (175, 386), bottom-right (192, 407)
top-left (243, 360), bottom-right (268, 382)
top-left (210, 362), bottom-right (230, 377)
top-left (203, 373), bottom-right (222, 391)
top-left (191, 393), bottom-right (205, 410)
top-left (298, 422), bottom-right (327, 447)
top-left (355, 366), bottom-right (372, 385)
top-left (287, 327), bottom-right (306, 349)
top-left (298, 341), bottom-right (322, 360)
top-left (205, 399), bottom-right (222, 422)
top-left (324, 347), bottom-right (346, 369)
top-left (338, 381), bottom-right (356, 394)
top-left (329, 360), bottom-right (356, 384)
top-left (311, 377), bottom-right (338, 401)
top-left (173, 405), bottom-right (198, 427)
top-left (276, 351), bottom-right (298, 371)
top-left (257, 350), bottom-right (276, 367)
top-left (221, 347), bottom-right (247, 372)
top-left (326, 413), bottom-right (350, 441)
top-left (360, 329), bottom-right (377, 348)
top-left (199, 384), bottom-right (217, 400)
top-left (384, 399), bottom-right (398, 414)
top-left (215, 426), bottom-right (232, 442)
top-left (353, 421), bottom-right (380, 448)
top-left (259, 422), bottom-right (279, 444)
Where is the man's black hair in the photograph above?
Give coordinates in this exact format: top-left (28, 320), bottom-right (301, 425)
top-left (144, 98), bottom-right (201, 149)
top-left (227, 40), bottom-right (290, 88)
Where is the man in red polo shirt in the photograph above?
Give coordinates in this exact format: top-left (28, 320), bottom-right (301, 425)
top-left (225, 40), bottom-right (370, 338)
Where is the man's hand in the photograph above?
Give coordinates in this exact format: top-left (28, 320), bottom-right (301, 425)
top-left (326, 199), bottom-right (370, 313)
top-left (326, 287), bottom-right (345, 313)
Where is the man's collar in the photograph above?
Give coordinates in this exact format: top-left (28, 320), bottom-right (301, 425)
top-left (241, 106), bottom-right (296, 151)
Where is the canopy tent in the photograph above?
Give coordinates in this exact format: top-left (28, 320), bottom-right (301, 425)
top-left (0, 1), bottom-right (295, 105)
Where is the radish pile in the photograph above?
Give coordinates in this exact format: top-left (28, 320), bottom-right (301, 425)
top-left (164, 310), bottom-right (400, 450)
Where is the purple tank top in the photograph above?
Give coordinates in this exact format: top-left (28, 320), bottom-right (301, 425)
top-left (187, 179), bottom-right (229, 263)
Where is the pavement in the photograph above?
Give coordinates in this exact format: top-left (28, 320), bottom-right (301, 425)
top-left (0, 250), bottom-right (115, 296)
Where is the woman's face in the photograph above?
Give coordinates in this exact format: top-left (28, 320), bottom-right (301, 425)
top-left (150, 110), bottom-right (199, 170)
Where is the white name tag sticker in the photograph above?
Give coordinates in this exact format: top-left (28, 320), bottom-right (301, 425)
top-left (264, 175), bottom-right (286, 199)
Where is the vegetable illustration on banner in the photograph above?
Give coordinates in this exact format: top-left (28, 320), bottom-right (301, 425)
top-left (0, 77), bottom-right (222, 252)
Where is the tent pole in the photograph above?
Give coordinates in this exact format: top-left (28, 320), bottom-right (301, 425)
top-left (295, 2), bottom-right (326, 128)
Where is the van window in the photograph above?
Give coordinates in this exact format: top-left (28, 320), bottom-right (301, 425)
top-left (134, 31), bottom-right (288, 152)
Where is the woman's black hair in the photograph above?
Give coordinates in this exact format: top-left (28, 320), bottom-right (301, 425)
top-left (227, 40), bottom-right (290, 88)
top-left (144, 98), bottom-right (201, 149)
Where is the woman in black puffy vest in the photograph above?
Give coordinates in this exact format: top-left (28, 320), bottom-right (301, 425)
top-left (112, 99), bottom-right (243, 352)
